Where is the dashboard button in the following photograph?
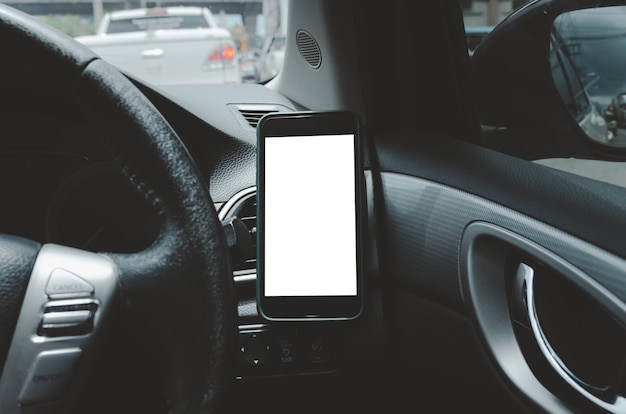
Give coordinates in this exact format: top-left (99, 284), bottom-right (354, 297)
top-left (240, 333), bottom-right (271, 367)
top-left (19, 348), bottom-right (82, 406)
top-left (306, 329), bottom-right (331, 365)
top-left (275, 336), bottom-right (297, 364)
top-left (45, 268), bottom-right (94, 299)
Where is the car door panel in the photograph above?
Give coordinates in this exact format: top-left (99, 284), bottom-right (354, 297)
top-left (374, 130), bottom-right (626, 412)
top-left (380, 172), bottom-right (626, 305)
top-left (375, 130), bottom-right (626, 258)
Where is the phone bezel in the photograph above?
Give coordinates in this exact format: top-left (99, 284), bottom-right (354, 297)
top-left (256, 111), bottom-right (364, 321)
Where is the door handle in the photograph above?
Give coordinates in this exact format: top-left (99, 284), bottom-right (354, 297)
top-left (517, 263), bottom-right (626, 413)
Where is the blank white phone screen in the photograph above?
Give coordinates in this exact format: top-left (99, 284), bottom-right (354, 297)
top-left (264, 134), bottom-right (357, 297)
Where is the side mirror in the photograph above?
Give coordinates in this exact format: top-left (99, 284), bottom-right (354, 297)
top-left (551, 6), bottom-right (626, 147)
top-left (472, 0), bottom-right (626, 158)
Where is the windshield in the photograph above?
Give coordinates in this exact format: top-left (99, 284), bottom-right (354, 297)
top-left (4, 1), bottom-right (532, 87)
top-left (2, 0), bottom-right (287, 86)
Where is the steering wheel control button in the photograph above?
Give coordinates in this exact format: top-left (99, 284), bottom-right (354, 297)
top-left (39, 310), bottom-right (94, 337)
top-left (43, 299), bottom-right (98, 314)
top-left (45, 268), bottom-right (94, 299)
top-left (38, 299), bottom-right (99, 337)
top-left (18, 348), bottom-right (82, 406)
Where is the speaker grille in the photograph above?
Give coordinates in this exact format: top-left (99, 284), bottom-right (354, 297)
top-left (296, 30), bottom-right (321, 69)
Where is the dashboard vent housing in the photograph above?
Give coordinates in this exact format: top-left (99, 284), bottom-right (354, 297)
top-left (296, 30), bottom-right (321, 69)
top-left (219, 189), bottom-right (257, 273)
top-left (239, 109), bottom-right (273, 129)
top-left (228, 104), bottom-right (294, 131)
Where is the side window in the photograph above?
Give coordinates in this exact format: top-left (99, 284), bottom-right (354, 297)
top-left (468, 1), bottom-right (626, 189)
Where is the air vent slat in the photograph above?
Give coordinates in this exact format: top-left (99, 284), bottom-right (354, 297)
top-left (238, 110), bottom-right (277, 128)
top-left (241, 217), bottom-right (256, 230)
top-left (222, 192), bottom-right (257, 273)
top-left (229, 104), bottom-right (293, 130)
top-left (239, 110), bottom-right (276, 128)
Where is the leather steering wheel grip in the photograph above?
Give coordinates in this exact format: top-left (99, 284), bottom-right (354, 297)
top-left (0, 5), bottom-right (237, 413)
top-left (0, 235), bottom-right (40, 379)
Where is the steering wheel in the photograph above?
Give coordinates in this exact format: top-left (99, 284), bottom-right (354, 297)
top-left (0, 5), bottom-right (236, 413)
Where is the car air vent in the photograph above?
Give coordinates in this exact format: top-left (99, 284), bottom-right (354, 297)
top-left (239, 109), bottom-right (273, 129)
top-left (228, 104), bottom-right (293, 131)
top-left (296, 30), bottom-right (321, 69)
top-left (219, 188), bottom-right (257, 274)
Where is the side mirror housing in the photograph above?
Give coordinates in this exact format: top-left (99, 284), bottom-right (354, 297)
top-left (472, 0), bottom-right (626, 159)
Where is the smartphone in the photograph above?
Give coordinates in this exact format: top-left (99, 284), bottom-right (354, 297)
top-left (257, 111), bottom-right (364, 321)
